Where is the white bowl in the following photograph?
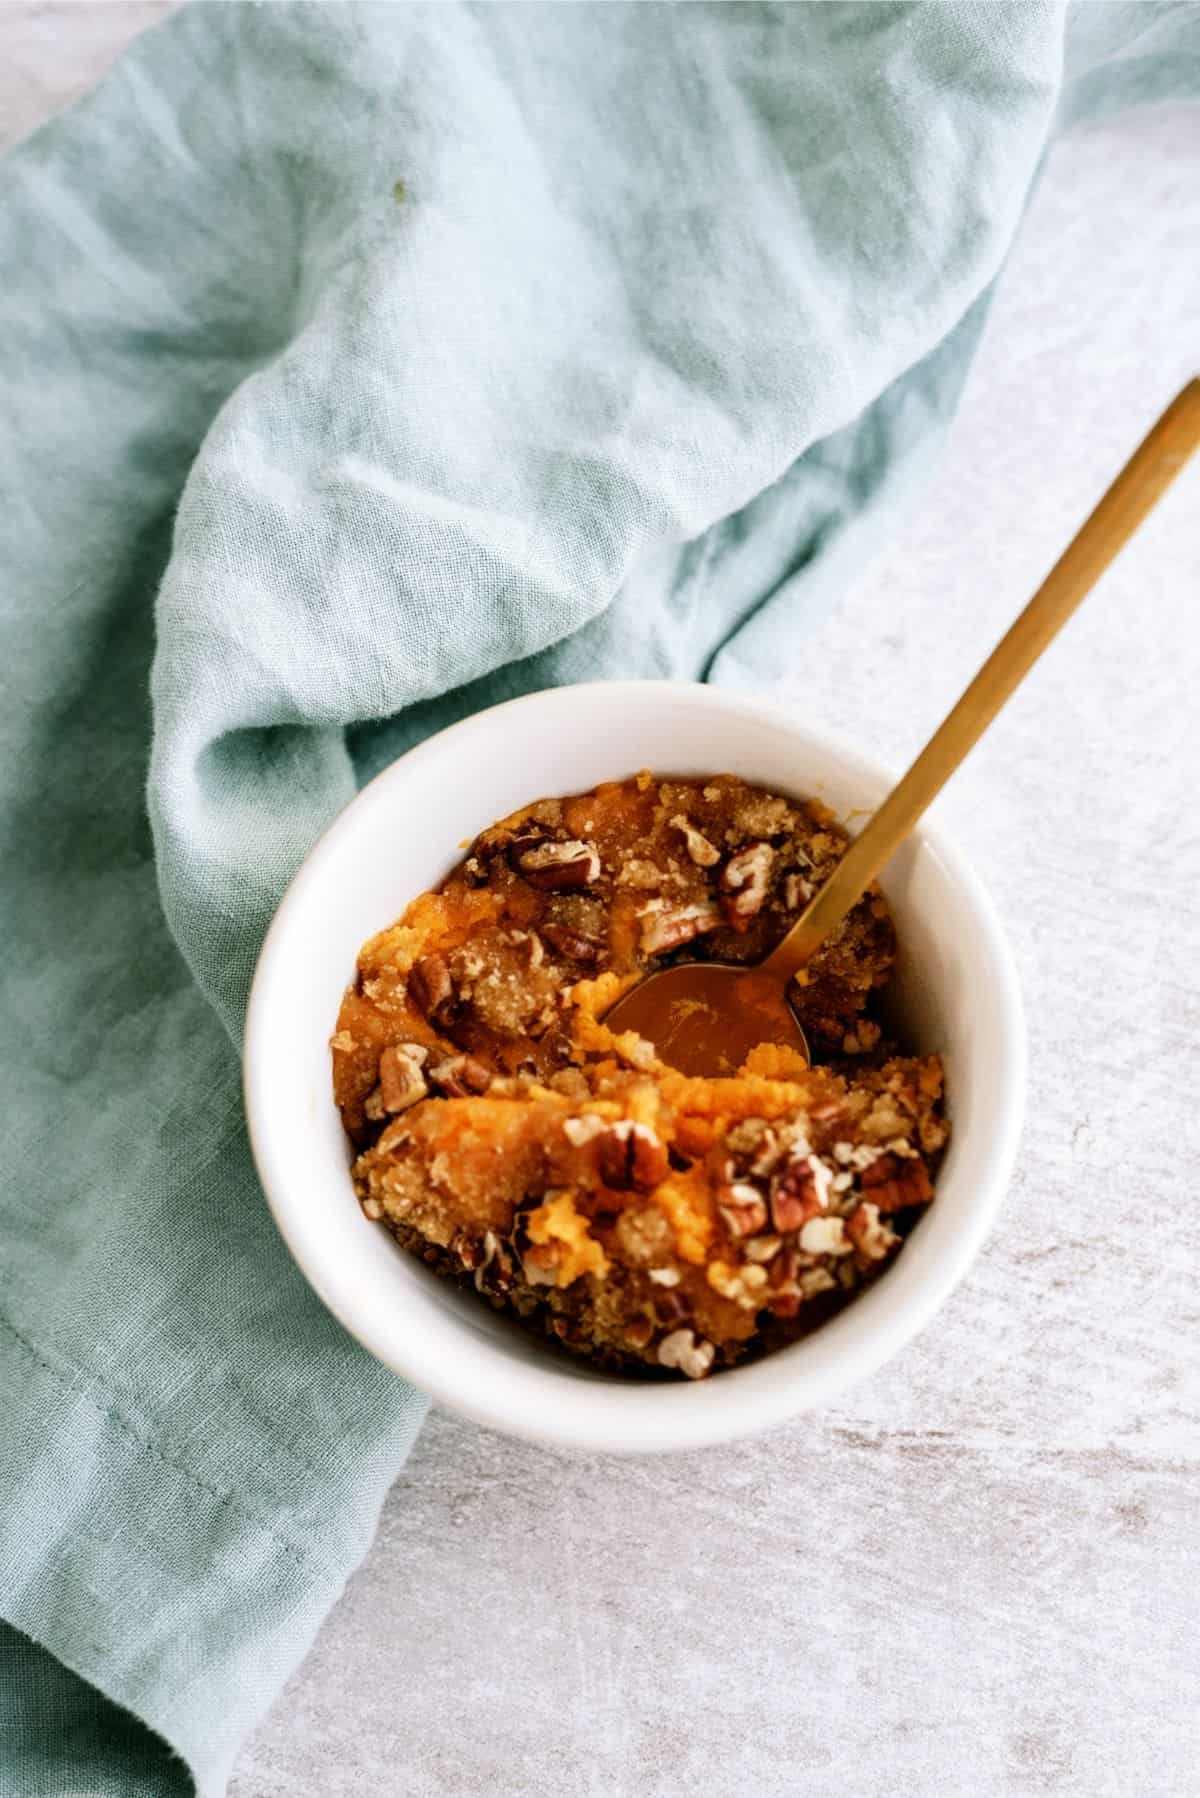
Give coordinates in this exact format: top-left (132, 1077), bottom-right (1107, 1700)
top-left (244, 681), bottom-right (1024, 1454)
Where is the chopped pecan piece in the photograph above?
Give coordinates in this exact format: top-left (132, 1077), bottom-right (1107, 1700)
top-left (657, 1328), bottom-right (715, 1380)
top-left (408, 953), bottom-right (454, 1022)
top-left (377, 1042), bottom-right (430, 1113)
top-left (717, 1181), bottom-right (769, 1238)
top-left (720, 841), bottom-right (775, 928)
top-left (845, 1200), bottom-right (901, 1262)
top-left (562, 1114), bottom-right (607, 1148)
top-left (623, 1315), bottom-right (656, 1350)
top-left (799, 1266), bottom-right (838, 1298)
top-left (515, 839), bottom-right (601, 891)
top-left (596, 1121), bottom-right (670, 1192)
top-left (860, 1154), bottom-right (934, 1212)
top-left (639, 899), bottom-right (722, 956)
top-left (785, 871), bottom-right (814, 909)
top-left (797, 1215), bottom-right (852, 1256)
top-left (510, 929), bottom-right (545, 970)
top-left (723, 1117), bottom-right (783, 1182)
top-left (450, 1229), bottom-right (482, 1270)
top-left (670, 814), bottom-right (720, 868)
top-left (428, 1053), bottom-right (492, 1097)
top-left (473, 1231), bottom-right (514, 1294)
top-left (541, 921), bottom-right (603, 965)
top-left (707, 1260), bottom-right (769, 1307)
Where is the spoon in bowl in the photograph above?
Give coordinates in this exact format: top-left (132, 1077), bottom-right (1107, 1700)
top-left (606, 379), bottom-right (1200, 1075)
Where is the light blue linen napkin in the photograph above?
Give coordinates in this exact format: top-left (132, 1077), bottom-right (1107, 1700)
top-left (2, 3), bottom-right (1196, 1792)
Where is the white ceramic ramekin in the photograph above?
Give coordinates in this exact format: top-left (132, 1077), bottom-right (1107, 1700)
top-left (244, 681), bottom-right (1024, 1453)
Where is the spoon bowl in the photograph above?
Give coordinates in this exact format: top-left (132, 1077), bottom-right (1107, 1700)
top-left (606, 959), bottom-right (809, 1076)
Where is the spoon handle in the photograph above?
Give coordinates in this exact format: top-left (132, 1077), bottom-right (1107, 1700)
top-left (763, 377), bottom-right (1200, 982)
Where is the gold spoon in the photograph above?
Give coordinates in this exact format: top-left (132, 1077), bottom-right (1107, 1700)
top-left (607, 378), bottom-right (1200, 1076)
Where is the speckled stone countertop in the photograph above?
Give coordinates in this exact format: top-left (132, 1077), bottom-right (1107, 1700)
top-left (6, 10), bottom-right (1198, 1796)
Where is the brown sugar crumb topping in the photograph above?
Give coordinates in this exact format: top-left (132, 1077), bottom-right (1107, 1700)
top-left (332, 773), bottom-right (947, 1379)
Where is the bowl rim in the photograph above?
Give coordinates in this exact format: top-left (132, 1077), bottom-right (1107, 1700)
top-left (244, 679), bottom-right (1026, 1453)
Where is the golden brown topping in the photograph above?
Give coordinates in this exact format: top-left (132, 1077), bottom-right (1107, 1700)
top-left (731, 793), bottom-right (795, 841)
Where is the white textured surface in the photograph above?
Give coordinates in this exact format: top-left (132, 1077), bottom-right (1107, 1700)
top-left (6, 10), bottom-right (1199, 1797)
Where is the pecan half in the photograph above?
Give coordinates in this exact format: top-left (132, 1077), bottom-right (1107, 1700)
top-left (408, 953), bottom-right (454, 1022)
top-left (670, 814), bottom-right (720, 868)
top-left (769, 1160), bottom-right (823, 1233)
top-left (657, 1328), bottom-right (715, 1380)
top-left (516, 839), bottom-right (601, 891)
top-left (639, 899), bottom-right (723, 956)
top-left (428, 1053), bottom-right (492, 1097)
top-left (720, 841), bottom-right (775, 929)
top-left (376, 1042), bottom-right (430, 1113)
top-left (596, 1120), bottom-right (670, 1192)
top-left (860, 1154), bottom-right (934, 1212)
top-left (717, 1181), bottom-right (769, 1238)
top-left (540, 921), bottom-right (603, 965)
